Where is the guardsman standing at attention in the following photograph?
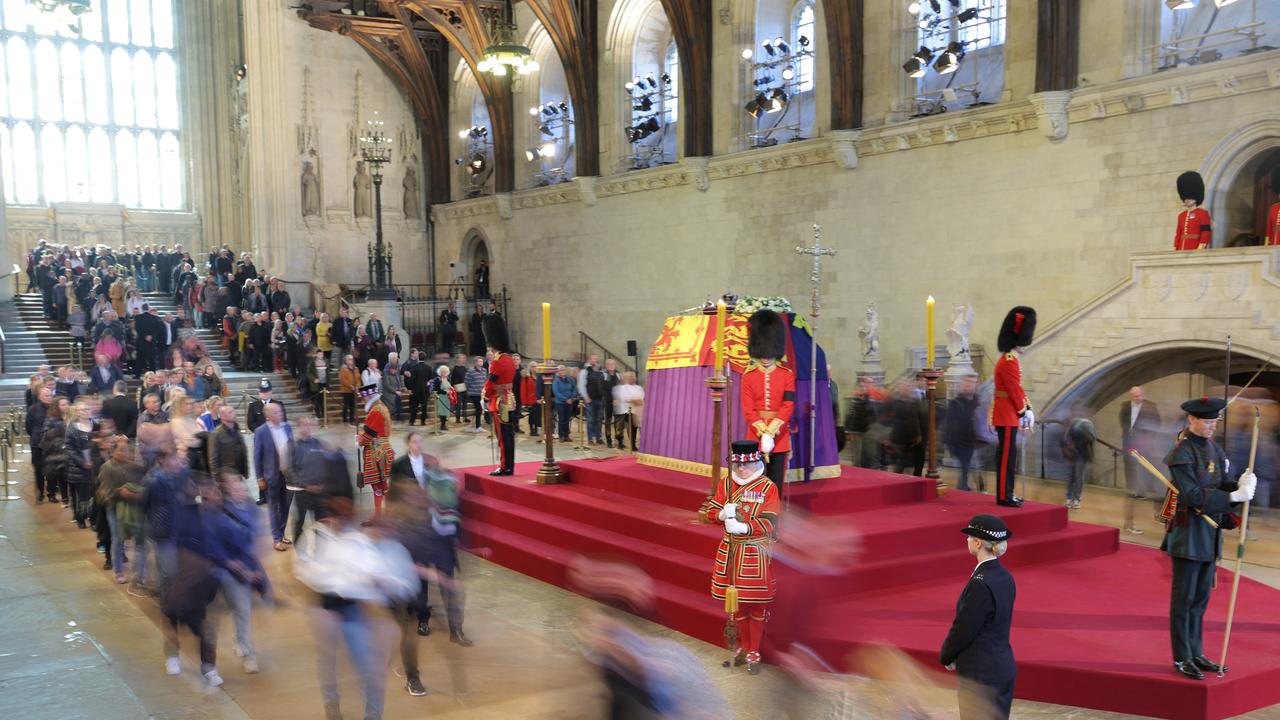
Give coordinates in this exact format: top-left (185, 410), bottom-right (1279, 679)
top-left (1266, 167), bottom-right (1280, 246)
top-left (356, 382), bottom-right (394, 523)
top-left (1174, 171), bottom-right (1212, 251)
top-left (991, 307), bottom-right (1036, 508)
top-left (483, 315), bottom-right (517, 476)
top-left (742, 309), bottom-right (796, 485)
top-left (707, 440), bottom-right (780, 676)
top-left (941, 514), bottom-right (1017, 720)
top-left (1163, 396), bottom-right (1256, 680)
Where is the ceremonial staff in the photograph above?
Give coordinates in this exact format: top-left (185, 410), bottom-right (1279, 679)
top-left (1222, 336), bottom-right (1231, 453)
top-left (795, 224), bottom-right (835, 485)
top-left (1130, 449), bottom-right (1219, 530)
top-left (1218, 405), bottom-right (1260, 678)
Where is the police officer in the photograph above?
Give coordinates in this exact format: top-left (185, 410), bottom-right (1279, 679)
top-left (1163, 396), bottom-right (1257, 680)
top-left (941, 514), bottom-right (1017, 720)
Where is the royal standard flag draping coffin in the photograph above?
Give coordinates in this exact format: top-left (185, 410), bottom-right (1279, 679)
top-left (637, 312), bottom-right (840, 480)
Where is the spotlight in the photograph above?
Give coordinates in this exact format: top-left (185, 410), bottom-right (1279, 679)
top-left (767, 87), bottom-right (787, 112)
top-left (539, 142), bottom-right (555, 158)
top-left (538, 124), bottom-right (553, 137)
top-left (773, 37), bottom-right (790, 54)
top-left (454, 157), bottom-right (465, 165)
top-left (645, 73), bottom-right (656, 88)
top-left (558, 101), bottom-right (568, 113)
top-left (947, 0), bottom-right (960, 7)
top-left (761, 39), bottom-right (776, 57)
top-left (741, 48), bottom-right (753, 60)
top-left (634, 96), bottom-right (653, 112)
top-left (1165, 0), bottom-right (1194, 7)
top-left (458, 129), bottom-right (469, 139)
top-left (541, 105), bottom-right (554, 116)
top-left (933, 41), bottom-right (964, 74)
top-left (660, 73), bottom-right (671, 84)
top-left (1213, 0), bottom-right (1240, 6)
top-left (479, 127), bottom-right (488, 137)
top-left (745, 93), bottom-right (766, 118)
top-left (781, 67), bottom-right (794, 81)
top-left (753, 75), bottom-right (775, 86)
top-left (644, 117), bottom-right (659, 132)
top-left (901, 46), bottom-right (934, 77)
top-left (624, 80), bottom-right (635, 91)
top-left (524, 149), bottom-right (536, 162)
top-left (929, 0), bottom-right (941, 12)
top-left (468, 154), bottom-right (486, 174)
top-left (908, 1), bottom-right (922, 13)
top-left (797, 35), bottom-right (809, 48)
top-left (956, 7), bottom-right (978, 23)
top-left (529, 106), bottom-right (540, 116)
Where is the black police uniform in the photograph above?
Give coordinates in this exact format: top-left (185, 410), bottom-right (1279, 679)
top-left (941, 516), bottom-right (1017, 720)
top-left (1161, 398), bottom-right (1241, 678)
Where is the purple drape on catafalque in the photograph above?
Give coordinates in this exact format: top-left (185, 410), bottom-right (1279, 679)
top-left (638, 365), bottom-right (840, 479)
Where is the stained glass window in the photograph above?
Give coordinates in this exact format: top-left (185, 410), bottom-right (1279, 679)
top-left (0, 0), bottom-right (182, 208)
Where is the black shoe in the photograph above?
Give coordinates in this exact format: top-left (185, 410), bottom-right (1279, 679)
top-left (488, 468), bottom-right (513, 476)
top-left (256, 498), bottom-right (267, 506)
top-left (405, 677), bottom-right (428, 696)
top-left (76, 519), bottom-right (87, 529)
top-left (1174, 660), bottom-right (1204, 680)
top-left (1192, 656), bottom-right (1224, 673)
top-left (450, 630), bottom-right (473, 647)
top-left (36, 496), bottom-right (45, 504)
top-left (417, 619), bottom-right (431, 637)
top-left (996, 498), bottom-right (1024, 508)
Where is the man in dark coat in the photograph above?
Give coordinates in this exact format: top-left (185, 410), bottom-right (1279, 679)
top-left (941, 514), bottom-right (1017, 720)
top-left (101, 381), bottom-right (139, 439)
top-left (1162, 396), bottom-right (1255, 680)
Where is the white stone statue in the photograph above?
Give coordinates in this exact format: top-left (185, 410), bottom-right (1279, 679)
top-left (857, 303), bottom-right (880, 359)
top-left (402, 166), bottom-right (420, 220)
top-left (353, 160), bottom-right (372, 218)
top-left (946, 303), bottom-right (974, 362)
top-left (301, 160), bottom-right (320, 217)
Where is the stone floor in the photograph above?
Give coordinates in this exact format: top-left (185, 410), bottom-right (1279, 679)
top-left (1, 419), bottom-right (1278, 719)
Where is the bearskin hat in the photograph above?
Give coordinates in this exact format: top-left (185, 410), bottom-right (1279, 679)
top-left (482, 315), bottom-right (511, 353)
top-left (1271, 166), bottom-right (1280, 195)
top-left (1177, 171), bottom-right (1205, 205)
top-left (997, 306), bottom-right (1037, 354)
top-left (747, 309), bottom-right (786, 361)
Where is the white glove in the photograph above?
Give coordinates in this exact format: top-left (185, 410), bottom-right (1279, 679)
top-left (1020, 410), bottom-right (1035, 430)
top-left (725, 518), bottom-right (750, 535)
top-left (759, 433), bottom-right (775, 454)
top-left (1230, 472), bottom-right (1257, 503)
top-left (717, 503), bottom-right (738, 522)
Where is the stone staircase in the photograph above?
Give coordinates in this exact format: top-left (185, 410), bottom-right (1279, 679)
top-left (1, 290), bottom-right (324, 424)
top-left (1021, 247), bottom-right (1280, 413)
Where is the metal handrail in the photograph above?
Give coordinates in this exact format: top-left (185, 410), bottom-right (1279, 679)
top-left (578, 331), bottom-right (637, 375)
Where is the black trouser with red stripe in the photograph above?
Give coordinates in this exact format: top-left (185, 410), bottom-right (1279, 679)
top-left (995, 426), bottom-right (1019, 502)
top-left (495, 413), bottom-right (515, 472)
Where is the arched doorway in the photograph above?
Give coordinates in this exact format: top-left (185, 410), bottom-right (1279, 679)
top-left (1202, 119), bottom-right (1280, 247)
top-left (458, 228), bottom-right (490, 301)
top-left (1040, 345), bottom-right (1276, 506)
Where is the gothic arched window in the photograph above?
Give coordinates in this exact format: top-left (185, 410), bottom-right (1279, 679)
top-left (791, 1), bottom-right (815, 94)
top-left (0, 0), bottom-right (182, 209)
top-left (662, 40), bottom-right (679, 123)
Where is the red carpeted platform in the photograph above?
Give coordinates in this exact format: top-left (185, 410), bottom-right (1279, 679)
top-left (458, 456), bottom-right (1280, 720)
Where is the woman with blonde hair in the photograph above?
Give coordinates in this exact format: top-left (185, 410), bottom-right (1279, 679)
top-left (198, 396), bottom-right (224, 432)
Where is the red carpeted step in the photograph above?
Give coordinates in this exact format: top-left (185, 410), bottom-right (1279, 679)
top-left (558, 457), bottom-right (937, 514)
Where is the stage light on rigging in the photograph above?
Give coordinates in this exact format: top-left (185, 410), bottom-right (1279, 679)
top-left (767, 87), bottom-right (787, 113)
top-left (798, 35), bottom-right (809, 48)
top-left (929, 0), bottom-right (941, 12)
top-left (956, 7), bottom-right (978, 23)
top-left (660, 73), bottom-right (671, 84)
top-left (947, 0), bottom-right (960, 7)
top-left (761, 39), bottom-right (776, 57)
top-left (781, 67), bottom-right (795, 81)
top-left (524, 149), bottom-right (536, 162)
top-left (539, 142), bottom-right (555, 158)
top-left (558, 101), bottom-right (568, 113)
top-left (933, 41), bottom-right (964, 74)
top-left (907, 1), bottom-right (922, 13)
top-left (458, 129), bottom-right (469, 139)
top-left (901, 46), bottom-right (934, 77)
top-left (538, 124), bottom-right (554, 137)
top-left (1213, 0), bottom-right (1237, 6)
top-left (773, 37), bottom-right (790, 54)
top-left (645, 73), bottom-right (657, 88)
top-left (744, 93), bottom-right (767, 118)
top-left (1165, 0), bottom-right (1194, 8)
top-left (529, 106), bottom-right (540, 116)
top-left (634, 96), bottom-right (653, 112)
top-left (741, 47), bottom-right (753, 60)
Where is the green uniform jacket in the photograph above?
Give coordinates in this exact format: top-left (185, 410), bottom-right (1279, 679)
top-left (1160, 432), bottom-right (1239, 563)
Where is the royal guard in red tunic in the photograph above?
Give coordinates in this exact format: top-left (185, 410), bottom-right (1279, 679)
top-left (1174, 171), bottom-right (1212, 251)
top-left (991, 307), bottom-right (1036, 508)
top-left (356, 382), bottom-right (394, 522)
top-left (706, 439), bottom-right (780, 675)
top-left (483, 315), bottom-right (517, 476)
top-left (1266, 167), bottom-right (1280, 246)
top-left (742, 309), bottom-right (796, 484)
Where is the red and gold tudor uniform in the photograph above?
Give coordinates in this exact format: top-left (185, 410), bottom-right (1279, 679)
top-left (356, 383), bottom-right (394, 518)
top-left (742, 309), bottom-right (795, 484)
top-left (483, 315), bottom-right (517, 476)
top-left (1174, 171), bottom-right (1212, 251)
top-left (1267, 168), bottom-right (1280, 246)
top-left (706, 440), bottom-right (780, 674)
top-left (991, 307), bottom-right (1036, 508)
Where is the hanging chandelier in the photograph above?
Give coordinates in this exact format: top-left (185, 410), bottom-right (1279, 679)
top-left (477, 0), bottom-right (539, 77)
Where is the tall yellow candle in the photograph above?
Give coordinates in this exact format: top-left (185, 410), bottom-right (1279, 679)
top-left (926, 296), bottom-right (935, 368)
top-left (714, 299), bottom-right (727, 372)
top-left (542, 302), bottom-right (552, 363)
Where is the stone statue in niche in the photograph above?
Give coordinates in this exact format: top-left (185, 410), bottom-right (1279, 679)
top-left (301, 160), bottom-right (321, 217)
top-left (353, 160), bottom-right (372, 218)
top-left (402, 166), bottom-right (420, 220)
top-left (946, 303), bottom-right (973, 363)
top-left (857, 303), bottom-right (880, 359)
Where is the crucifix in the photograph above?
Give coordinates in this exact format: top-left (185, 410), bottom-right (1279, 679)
top-left (795, 223), bottom-right (836, 482)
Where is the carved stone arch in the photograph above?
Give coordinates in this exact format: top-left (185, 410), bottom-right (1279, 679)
top-left (454, 226), bottom-right (492, 287)
top-left (1202, 119), bottom-right (1280, 248)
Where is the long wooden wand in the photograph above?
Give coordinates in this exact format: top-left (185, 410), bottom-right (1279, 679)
top-left (1218, 406), bottom-right (1260, 678)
